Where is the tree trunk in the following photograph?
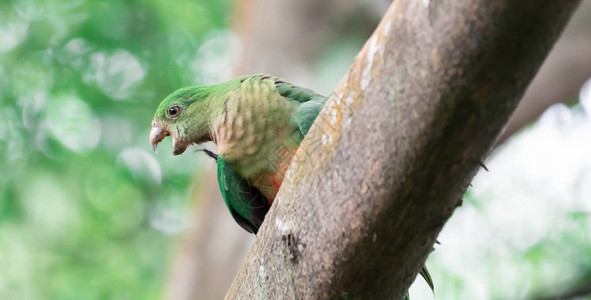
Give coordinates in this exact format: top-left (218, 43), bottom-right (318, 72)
top-left (226, 1), bottom-right (580, 299)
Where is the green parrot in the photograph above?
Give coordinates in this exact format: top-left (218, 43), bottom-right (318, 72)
top-left (149, 74), bottom-right (434, 293)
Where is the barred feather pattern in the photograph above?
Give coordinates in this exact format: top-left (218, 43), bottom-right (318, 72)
top-left (212, 76), bottom-right (302, 200)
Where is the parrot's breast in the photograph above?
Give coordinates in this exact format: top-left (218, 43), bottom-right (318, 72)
top-left (211, 77), bottom-right (303, 201)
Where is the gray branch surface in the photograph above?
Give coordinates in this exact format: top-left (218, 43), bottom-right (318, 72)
top-left (226, 1), bottom-right (580, 299)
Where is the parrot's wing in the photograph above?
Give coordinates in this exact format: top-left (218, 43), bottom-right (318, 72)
top-left (274, 79), bottom-right (321, 103)
top-left (217, 157), bottom-right (269, 234)
top-left (271, 78), bottom-right (327, 136)
top-left (297, 97), bottom-right (325, 136)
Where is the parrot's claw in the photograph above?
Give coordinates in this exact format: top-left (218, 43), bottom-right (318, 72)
top-left (196, 148), bottom-right (218, 161)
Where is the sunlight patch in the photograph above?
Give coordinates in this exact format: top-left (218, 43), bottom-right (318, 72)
top-left (47, 94), bottom-right (101, 152)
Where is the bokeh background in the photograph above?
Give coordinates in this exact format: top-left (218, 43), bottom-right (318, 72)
top-left (0, 0), bottom-right (590, 299)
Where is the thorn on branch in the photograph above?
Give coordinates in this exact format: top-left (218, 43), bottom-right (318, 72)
top-left (477, 160), bottom-right (489, 172)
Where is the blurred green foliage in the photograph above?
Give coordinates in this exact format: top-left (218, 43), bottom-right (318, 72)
top-left (0, 0), bottom-right (230, 298)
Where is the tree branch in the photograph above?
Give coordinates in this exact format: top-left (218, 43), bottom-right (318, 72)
top-left (226, 1), bottom-right (580, 299)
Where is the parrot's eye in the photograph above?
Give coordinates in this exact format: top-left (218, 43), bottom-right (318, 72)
top-left (167, 105), bottom-right (181, 118)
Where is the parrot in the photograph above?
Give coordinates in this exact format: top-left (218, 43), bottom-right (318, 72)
top-left (149, 74), bottom-right (434, 293)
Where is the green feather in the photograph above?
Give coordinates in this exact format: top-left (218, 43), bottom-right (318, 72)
top-left (297, 97), bottom-right (325, 135)
top-left (271, 76), bottom-right (327, 135)
top-left (275, 80), bottom-right (320, 103)
top-left (217, 157), bottom-right (269, 234)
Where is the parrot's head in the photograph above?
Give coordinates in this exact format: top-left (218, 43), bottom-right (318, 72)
top-left (150, 86), bottom-right (215, 155)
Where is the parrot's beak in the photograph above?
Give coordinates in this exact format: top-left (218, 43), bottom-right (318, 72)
top-left (149, 122), bottom-right (169, 153)
top-left (150, 121), bottom-right (190, 155)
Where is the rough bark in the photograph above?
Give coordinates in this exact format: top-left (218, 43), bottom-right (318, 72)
top-left (226, 1), bottom-right (580, 299)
